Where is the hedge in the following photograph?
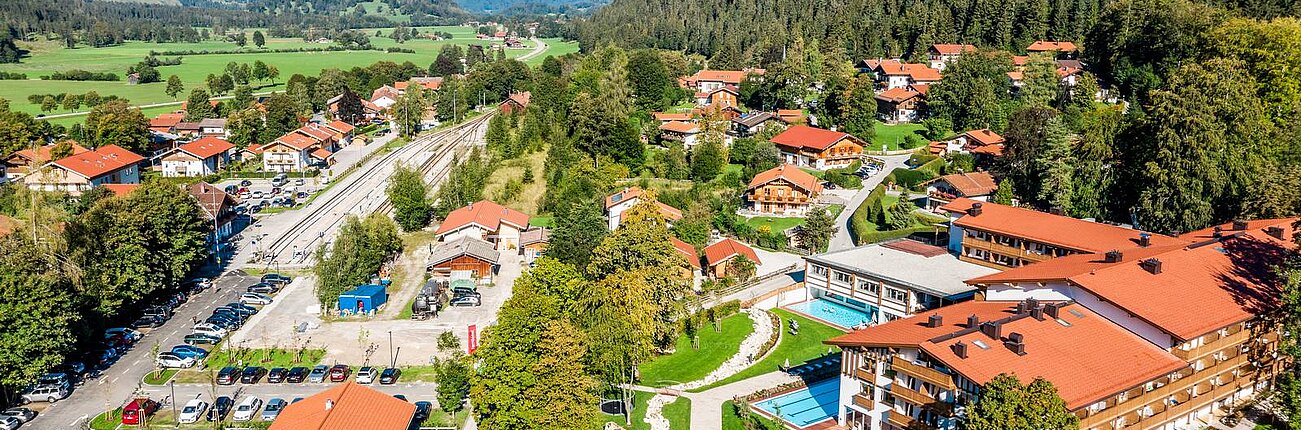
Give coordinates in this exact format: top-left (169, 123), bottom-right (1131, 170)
top-left (854, 225), bottom-right (937, 245)
top-left (916, 157), bottom-right (947, 176)
top-left (882, 167), bottom-right (936, 190)
top-left (849, 185), bottom-right (888, 245)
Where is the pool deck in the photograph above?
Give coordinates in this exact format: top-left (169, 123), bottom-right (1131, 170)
top-left (751, 378), bottom-right (841, 429)
top-left (782, 300), bottom-right (855, 333)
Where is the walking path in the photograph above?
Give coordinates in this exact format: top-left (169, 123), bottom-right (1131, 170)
top-left (684, 371), bottom-right (800, 430)
top-left (827, 154), bottom-right (911, 252)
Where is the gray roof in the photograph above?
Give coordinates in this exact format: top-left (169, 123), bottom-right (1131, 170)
top-left (804, 241), bottom-right (998, 298)
top-left (427, 237), bottom-right (500, 268)
top-left (732, 111), bottom-right (776, 128)
top-left (197, 118), bottom-right (227, 128)
top-left (520, 227), bottom-right (549, 246)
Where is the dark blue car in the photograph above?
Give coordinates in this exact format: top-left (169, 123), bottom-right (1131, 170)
top-left (170, 345), bottom-right (209, 359)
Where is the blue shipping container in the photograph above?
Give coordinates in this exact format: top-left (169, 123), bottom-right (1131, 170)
top-left (338, 284), bottom-right (388, 313)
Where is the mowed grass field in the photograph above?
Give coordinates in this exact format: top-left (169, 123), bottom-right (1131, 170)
top-left (0, 25), bottom-right (578, 117)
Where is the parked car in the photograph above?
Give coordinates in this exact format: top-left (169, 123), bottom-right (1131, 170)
top-left (192, 324), bottom-right (228, 338)
top-left (36, 373), bottom-right (70, 389)
top-left (393, 394), bottom-right (407, 402)
top-left (286, 366), bottom-right (308, 383)
top-left (184, 333), bottom-right (222, 346)
top-left (204, 315), bottom-right (241, 330)
top-left (185, 278), bottom-right (212, 292)
top-left (328, 364), bottom-right (350, 382)
top-left (449, 295), bottom-right (481, 307)
top-left (246, 283), bottom-right (278, 294)
top-left (216, 366), bottom-right (240, 385)
top-left (379, 367), bottom-right (401, 385)
top-left (170, 345), bottom-right (209, 359)
top-left (132, 315), bottom-right (164, 329)
top-left (413, 401), bottom-right (432, 421)
top-left (261, 273), bottom-right (292, 286)
top-left (0, 408), bottom-right (36, 424)
top-left (251, 190), bottom-right (265, 199)
top-left (156, 353), bottom-right (196, 369)
top-left (0, 416), bottom-right (21, 430)
top-left (178, 399), bottom-right (208, 424)
top-left (216, 305), bottom-right (254, 318)
top-left (104, 327), bottom-right (142, 343)
top-left (231, 396), bottom-right (263, 421)
top-left (297, 191), bottom-right (309, 199)
top-left (63, 362), bottom-right (87, 381)
top-left (238, 191), bottom-right (251, 200)
top-left (121, 398), bottom-right (159, 425)
top-left (144, 305), bottom-right (173, 319)
top-left (21, 385), bottom-right (69, 403)
top-left (240, 366), bottom-right (267, 384)
top-left (224, 185), bottom-right (239, 195)
top-left (267, 367), bottom-right (288, 383)
top-left (239, 292), bottom-right (273, 305)
top-left (294, 178), bottom-right (305, 186)
top-left (207, 396), bottom-right (233, 422)
top-left (239, 180), bottom-right (253, 187)
top-left (307, 365), bottom-right (328, 383)
top-left (262, 398), bottom-right (287, 421)
top-left (355, 367), bottom-right (377, 384)
top-left (226, 302), bottom-right (259, 314)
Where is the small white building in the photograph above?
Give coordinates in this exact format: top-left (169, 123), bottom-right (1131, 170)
top-left (197, 118), bottom-right (228, 138)
top-left (161, 137), bottom-right (235, 177)
top-left (604, 187), bottom-right (684, 231)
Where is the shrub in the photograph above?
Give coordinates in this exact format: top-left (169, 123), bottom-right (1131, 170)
top-left (0, 71), bottom-right (26, 80)
top-left (714, 300), bottom-right (742, 318)
top-left (41, 70), bottom-right (120, 81)
top-left (848, 185), bottom-right (887, 244)
top-left (883, 167), bottom-right (935, 190)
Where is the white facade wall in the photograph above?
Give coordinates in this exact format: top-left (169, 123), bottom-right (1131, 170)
top-left (606, 198), bottom-right (640, 231)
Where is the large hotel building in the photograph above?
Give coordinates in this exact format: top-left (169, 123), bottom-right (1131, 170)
top-left (826, 197), bottom-right (1296, 430)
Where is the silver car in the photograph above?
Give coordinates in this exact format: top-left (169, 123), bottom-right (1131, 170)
top-left (21, 385), bottom-right (69, 403)
top-left (262, 398), bottom-right (287, 421)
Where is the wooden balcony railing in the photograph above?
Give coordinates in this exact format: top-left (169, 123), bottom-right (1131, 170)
top-left (891, 357), bottom-right (955, 390)
top-left (891, 384), bottom-right (955, 416)
top-left (1078, 353), bottom-right (1249, 429)
top-left (1173, 329), bottom-right (1248, 361)
top-left (886, 411), bottom-right (916, 429)
top-left (855, 367), bottom-right (875, 381)
top-left (961, 236), bottom-right (1054, 264)
top-left (853, 393), bottom-right (874, 409)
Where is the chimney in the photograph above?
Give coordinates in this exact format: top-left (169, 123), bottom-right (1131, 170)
top-left (1030, 307), bottom-right (1045, 321)
top-left (966, 314), bottom-right (980, 328)
top-left (1008, 332), bottom-right (1024, 344)
top-left (1138, 233), bottom-right (1151, 247)
top-left (1025, 298), bottom-right (1039, 311)
top-left (1104, 250), bottom-right (1124, 263)
top-left (325, 399), bottom-right (334, 410)
top-left (1044, 303), bottom-right (1061, 319)
top-left (1233, 220), bottom-right (1249, 230)
top-left (1006, 333), bottom-right (1026, 355)
top-left (1140, 258), bottom-right (1163, 274)
top-left (952, 341), bottom-right (968, 359)
top-left (967, 202), bottom-right (983, 216)
top-left (979, 321), bottom-right (1002, 340)
top-left (1213, 226), bottom-right (1223, 238)
top-left (927, 314), bottom-right (943, 328)
top-left (1266, 226), bottom-right (1286, 240)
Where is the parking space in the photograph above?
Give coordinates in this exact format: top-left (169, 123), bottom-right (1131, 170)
top-left (215, 176), bottom-right (324, 214)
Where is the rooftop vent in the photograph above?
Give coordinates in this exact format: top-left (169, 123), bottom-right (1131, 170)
top-left (979, 321), bottom-right (1002, 340)
top-left (1006, 334), bottom-right (1026, 355)
top-left (1140, 258), bottom-right (1163, 274)
top-left (967, 202), bottom-right (984, 216)
top-left (1266, 226), bottom-right (1286, 240)
top-left (1233, 220), bottom-right (1249, 230)
top-left (966, 314), bottom-right (980, 328)
top-left (1030, 307), bottom-right (1045, 321)
top-left (1044, 303), bottom-right (1061, 319)
top-left (1213, 226), bottom-right (1223, 238)
top-left (927, 314), bottom-right (943, 328)
top-left (1138, 233), bottom-right (1151, 247)
top-left (1104, 250), bottom-right (1124, 263)
top-left (953, 341), bottom-right (968, 359)
top-left (1008, 332), bottom-right (1024, 344)
top-left (325, 399), bottom-right (334, 410)
top-left (1025, 298), bottom-right (1040, 310)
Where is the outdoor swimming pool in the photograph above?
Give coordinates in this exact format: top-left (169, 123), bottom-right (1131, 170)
top-left (753, 377), bottom-right (840, 428)
top-left (786, 298), bottom-right (875, 329)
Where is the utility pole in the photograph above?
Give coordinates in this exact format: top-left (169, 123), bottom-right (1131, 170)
top-left (388, 330), bottom-right (394, 368)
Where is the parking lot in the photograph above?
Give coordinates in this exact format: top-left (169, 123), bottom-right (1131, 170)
top-left (216, 175), bottom-right (324, 214)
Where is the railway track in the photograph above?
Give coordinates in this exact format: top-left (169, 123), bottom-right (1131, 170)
top-left (375, 114), bottom-right (489, 215)
top-left (257, 114), bottom-right (493, 265)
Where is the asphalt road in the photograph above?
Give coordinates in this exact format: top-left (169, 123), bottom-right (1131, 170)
top-left (24, 272), bottom-right (256, 429)
top-left (826, 154), bottom-right (912, 252)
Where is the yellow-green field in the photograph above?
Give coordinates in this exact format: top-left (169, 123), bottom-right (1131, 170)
top-left (0, 25), bottom-right (578, 118)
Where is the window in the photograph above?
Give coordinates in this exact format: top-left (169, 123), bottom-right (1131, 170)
top-left (812, 265), bottom-right (828, 276)
top-left (835, 271), bottom-right (852, 283)
top-left (965, 248), bottom-right (989, 260)
top-left (886, 288), bottom-right (908, 303)
top-left (857, 280), bottom-right (880, 294)
top-left (993, 254), bottom-right (1020, 266)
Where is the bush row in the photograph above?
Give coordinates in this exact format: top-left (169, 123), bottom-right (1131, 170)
top-left (148, 45), bottom-right (403, 56)
top-left (0, 71), bottom-right (26, 80)
top-left (41, 70), bottom-right (121, 81)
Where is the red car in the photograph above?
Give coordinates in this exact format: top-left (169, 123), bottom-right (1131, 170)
top-left (328, 365), bottom-right (350, 382)
top-left (121, 398), bottom-right (159, 425)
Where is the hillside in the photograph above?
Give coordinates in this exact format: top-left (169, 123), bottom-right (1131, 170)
top-left (456, 0), bottom-right (607, 14)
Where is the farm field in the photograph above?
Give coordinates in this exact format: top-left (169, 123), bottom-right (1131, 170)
top-left (0, 25), bottom-right (577, 117)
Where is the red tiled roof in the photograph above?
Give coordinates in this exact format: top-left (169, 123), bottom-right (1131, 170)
top-left (930, 44), bottom-right (977, 55)
top-left (963, 129), bottom-right (1005, 146)
top-left (188, 182), bottom-right (236, 219)
top-left (504, 92), bottom-right (531, 108)
top-left (1027, 41), bottom-right (1078, 53)
top-left (310, 148), bottom-right (334, 160)
top-left (606, 187), bottom-right (646, 209)
top-left (245, 144), bottom-right (264, 155)
top-left (13, 141), bottom-right (89, 163)
top-left (371, 85), bottom-right (400, 101)
top-left (969, 144), bottom-right (1005, 156)
top-left (769, 125), bottom-right (861, 151)
top-left (51, 144), bottom-right (144, 179)
top-left (178, 137), bottom-right (235, 160)
top-left (102, 184), bottom-right (140, 197)
top-left (747, 164), bottom-right (822, 194)
top-left (930, 171), bottom-right (997, 197)
top-left (297, 126), bottom-right (333, 142)
top-left (268, 382), bottom-right (416, 430)
top-left (653, 112), bottom-right (694, 122)
top-left (326, 120), bottom-right (355, 134)
top-left (434, 200), bottom-right (530, 236)
top-left (907, 66), bottom-right (943, 81)
top-left (939, 198), bottom-right (1187, 254)
top-left (1006, 71), bottom-right (1025, 81)
top-left (827, 300), bottom-right (1019, 348)
top-left (968, 219), bottom-right (1297, 341)
top-left (1012, 55), bottom-right (1029, 67)
top-left (881, 239), bottom-right (948, 257)
top-left (150, 113), bottom-right (184, 129)
top-left (910, 84), bottom-right (930, 95)
top-left (656, 202), bottom-right (683, 221)
top-left (688, 70), bottom-right (747, 85)
top-left (275, 133), bottom-right (318, 150)
top-left (659, 121), bottom-right (700, 134)
top-left (874, 87), bottom-right (923, 103)
top-left (671, 237), bottom-right (701, 269)
top-left (703, 238), bottom-right (760, 267)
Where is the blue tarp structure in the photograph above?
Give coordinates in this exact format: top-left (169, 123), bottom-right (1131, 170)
top-left (338, 284), bottom-right (388, 313)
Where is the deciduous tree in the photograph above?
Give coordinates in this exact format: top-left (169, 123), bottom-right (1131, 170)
top-left (963, 374), bottom-right (1078, 430)
top-left (387, 164), bottom-right (432, 232)
top-left (84, 100), bottom-right (149, 153)
top-left (165, 75), bottom-right (184, 99)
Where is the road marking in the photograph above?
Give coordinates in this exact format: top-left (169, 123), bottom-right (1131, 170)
top-left (70, 414), bottom-right (87, 427)
top-left (132, 359), bottom-right (140, 366)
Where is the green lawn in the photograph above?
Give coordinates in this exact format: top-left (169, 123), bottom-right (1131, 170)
top-left (722, 400), bottom-right (781, 430)
top-left (691, 309), bottom-right (843, 392)
top-left (399, 364), bottom-right (440, 382)
top-left (142, 368), bottom-right (178, 385)
top-left (2, 28), bottom-right (578, 117)
top-left (604, 391), bottom-right (651, 430)
top-left (639, 313), bottom-right (754, 387)
top-left (204, 347), bottom-right (325, 369)
top-left (743, 204), bottom-right (844, 233)
top-left (664, 397), bottom-right (691, 429)
top-left (872, 123), bottom-right (926, 151)
top-left (421, 407), bottom-right (469, 428)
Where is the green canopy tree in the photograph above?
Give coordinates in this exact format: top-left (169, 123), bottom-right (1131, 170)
top-left (799, 206), bottom-right (835, 252)
top-left (837, 75), bottom-right (878, 141)
top-left (184, 88), bottom-right (215, 121)
top-left (313, 213), bottom-right (402, 308)
top-left (393, 82), bottom-right (427, 138)
top-left (0, 232), bottom-right (80, 392)
top-left (547, 201), bottom-right (609, 269)
top-left (386, 164), bottom-right (432, 232)
top-left (963, 374), bottom-right (1078, 430)
top-left (84, 100), bottom-right (150, 153)
top-left (165, 75), bottom-right (184, 99)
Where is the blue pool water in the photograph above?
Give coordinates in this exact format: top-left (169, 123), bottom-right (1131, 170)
top-left (754, 378), bottom-right (840, 428)
top-left (786, 298), bottom-right (875, 329)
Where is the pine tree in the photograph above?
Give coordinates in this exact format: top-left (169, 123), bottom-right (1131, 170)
top-left (993, 178), bottom-right (1015, 205)
top-left (1035, 117), bottom-right (1074, 213)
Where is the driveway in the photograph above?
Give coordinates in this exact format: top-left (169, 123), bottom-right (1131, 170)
top-left (826, 155), bottom-right (911, 252)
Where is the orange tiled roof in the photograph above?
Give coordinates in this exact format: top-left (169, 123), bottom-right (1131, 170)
top-left (606, 187), bottom-right (645, 209)
top-left (1012, 55), bottom-right (1029, 67)
top-left (268, 382), bottom-right (416, 430)
top-left (963, 129), bottom-right (1005, 146)
top-left (769, 125), bottom-right (861, 151)
top-left (297, 126), bottom-right (333, 142)
top-left (1027, 41), bottom-right (1078, 53)
top-left (1006, 71), bottom-right (1025, 81)
top-left (13, 141), bottom-right (89, 163)
top-left (659, 121), bottom-right (700, 134)
top-left (703, 238), bottom-right (760, 267)
top-left (656, 202), bottom-right (684, 221)
top-left (747, 164), bottom-right (822, 194)
top-left (776, 109), bottom-right (805, 123)
top-left (102, 184), bottom-right (140, 197)
top-left (930, 44), bottom-right (977, 55)
top-left (874, 87), bottom-right (923, 103)
top-left (275, 133), bottom-right (318, 150)
top-left (910, 84), bottom-right (930, 95)
top-left (434, 200), bottom-right (530, 236)
top-left (326, 120), bottom-right (356, 134)
top-left (968, 219), bottom-right (1297, 341)
top-left (930, 171), bottom-right (997, 197)
top-left (150, 113), bottom-right (184, 129)
top-left (310, 148), bottom-right (334, 160)
top-left (671, 237), bottom-right (701, 269)
top-left (939, 198), bottom-right (1188, 254)
top-left (653, 112), bottom-right (694, 122)
top-left (907, 65), bottom-right (943, 81)
top-left (177, 136), bottom-right (235, 159)
top-left (51, 144), bottom-right (144, 179)
top-left (688, 70), bottom-right (747, 85)
top-left (505, 91), bottom-right (531, 108)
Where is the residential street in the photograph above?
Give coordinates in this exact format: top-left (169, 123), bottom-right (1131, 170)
top-left (826, 154), bottom-right (911, 252)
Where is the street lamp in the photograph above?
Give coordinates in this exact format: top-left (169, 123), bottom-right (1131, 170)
top-left (388, 331), bottom-right (394, 368)
top-left (169, 380), bottom-right (178, 428)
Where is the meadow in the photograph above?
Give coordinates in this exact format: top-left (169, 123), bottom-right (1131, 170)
top-left (0, 25), bottom-right (578, 118)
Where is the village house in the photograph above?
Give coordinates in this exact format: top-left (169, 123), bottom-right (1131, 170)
top-left (874, 85), bottom-right (928, 123)
top-left (519, 227), bottom-right (549, 265)
top-left (864, 60), bottom-right (943, 90)
top-left (23, 144), bottom-right (144, 195)
top-left (160, 136), bottom-right (235, 177)
top-left (672, 236), bottom-right (703, 280)
top-left (703, 238), bottom-right (761, 280)
top-left (694, 85), bottom-right (739, 108)
top-left (680, 70), bottom-right (748, 93)
top-left (730, 111), bottom-right (781, 137)
top-left (370, 85), bottom-right (401, 110)
top-left (174, 121), bottom-right (202, 138)
top-left (922, 171), bottom-right (998, 210)
top-left (777, 109), bottom-right (806, 124)
top-left (427, 237), bottom-right (501, 283)
top-left (197, 118), bottom-right (228, 138)
top-left (746, 164), bottom-right (823, 216)
top-left (939, 198), bottom-right (1185, 269)
top-left (804, 239), bottom-right (997, 325)
top-left (604, 187), bottom-right (684, 231)
top-left (658, 121), bottom-right (701, 147)
top-left (269, 382), bottom-right (417, 430)
top-left (433, 200), bottom-right (530, 251)
top-left (149, 113), bottom-right (185, 134)
top-left (927, 44), bottom-right (976, 71)
top-left (1027, 40), bottom-right (1078, 58)
top-left (652, 112), bottom-right (695, 123)
top-left (829, 218), bottom-right (1295, 430)
top-left (1056, 59), bottom-right (1085, 86)
top-left (260, 123), bottom-right (342, 172)
top-left (188, 182), bottom-right (239, 243)
top-left (499, 91), bottom-right (531, 115)
top-left (937, 129), bottom-right (1006, 157)
top-left (769, 125), bottom-right (866, 170)
top-left (328, 94), bottom-right (385, 121)
top-left (3, 141), bottom-right (90, 181)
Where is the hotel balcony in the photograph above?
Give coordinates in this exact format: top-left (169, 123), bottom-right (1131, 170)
top-left (891, 356), bottom-right (955, 390)
top-left (749, 193), bottom-right (810, 204)
top-left (853, 393), bottom-right (874, 409)
top-left (891, 384), bottom-right (955, 416)
top-left (855, 367), bottom-right (875, 381)
top-left (1173, 329), bottom-right (1250, 361)
top-left (1077, 353), bottom-right (1250, 429)
top-left (961, 236), bottom-right (1055, 265)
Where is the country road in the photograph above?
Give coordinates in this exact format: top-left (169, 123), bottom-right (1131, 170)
top-left (517, 37), bottom-right (547, 62)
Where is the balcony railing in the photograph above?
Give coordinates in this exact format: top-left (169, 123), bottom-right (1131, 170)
top-left (1172, 328), bottom-right (1248, 360)
top-left (1078, 353), bottom-right (1250, 428)
top-left (855, 367), bottom-right (875, 381)
top-left (853, 393), bottom-right (874, 409)
top-left (891, 357), bottom-right (955, 390)
top-left (891, 384), bottom-right (955, 416)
